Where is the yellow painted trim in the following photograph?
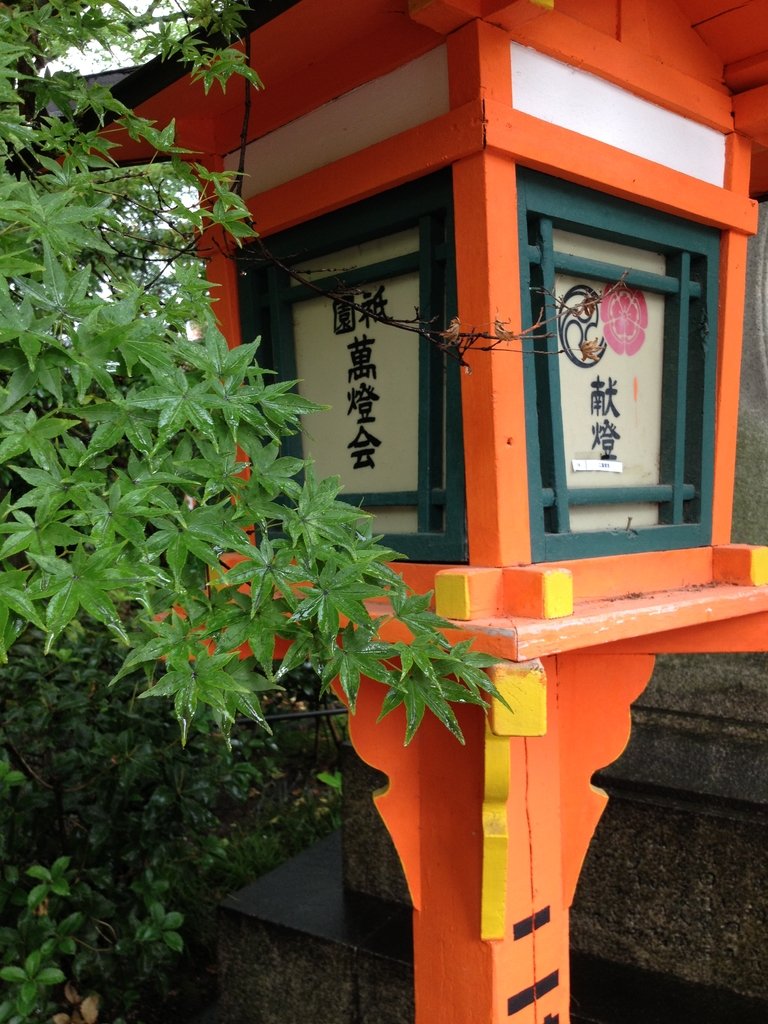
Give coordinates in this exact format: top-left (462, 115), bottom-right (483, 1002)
top-left (481, 722), bottom-right (510, 940)
top-left (481, 660), bottom-right (548, 939)
top-left (504, 566), bottom-right (574, 619)
top-left (529, 0), bottom-right (554, 8)
top-left (488, 660), bottom-right (547, 737)
top-left (750, 548), bottom-right (768, 586)
top-left (713, 544), bottom-right (768, 587)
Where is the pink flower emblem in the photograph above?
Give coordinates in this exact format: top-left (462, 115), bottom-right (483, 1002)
top-left (601, 285), bottom-right (648, 356)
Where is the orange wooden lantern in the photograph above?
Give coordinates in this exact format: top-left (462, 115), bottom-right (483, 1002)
top-left (115, 2), bottom-right (768, 1020)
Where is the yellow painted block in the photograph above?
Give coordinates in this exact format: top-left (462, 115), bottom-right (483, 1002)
top-left (435, 571), bottom-right (470, 620)
top-left (488, 660), bottom-right (547, 737)
top-left (542, 568), bottom-right (573, 618)
top-left (529, 0), bottom-right (554, 8)
top-left (435, 567), bottom-right (503, 621)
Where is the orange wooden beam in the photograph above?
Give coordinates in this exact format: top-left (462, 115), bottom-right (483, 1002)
top-left (396, 548), bottom-right (719, 606)
top-left (203, 240), bottom-right (245, 350)
top-left (598, 608), bottom-right (768, 655)
top-left (484, 101), bottom-right (757, 234)
top-left (733, 83), bottom-right (768, 148)
top-left (246, 100), bottom-right (485, 238)
top-left (502, 7), bottom-right (733, 131)
top-left (751, 147), bottom-right (768, 198)
top-left (550, 548), bottom-right (713, 601)
top-left (346, 683), bottom-right (495, 1022)
top-left (409, 0), bottom-right (551, 34)
top-left (452, 147), bottom-right (532, 566)
top-left (711, 131), bottom-right (755, 542)
top-left (446, 20), bottom-right (533, 566)
top-left (726, 51), bottom-right (768, 94)
top-left (446, 14), bottom-right (514, 107)
top-left (409, 0), bottom-right (482, 33)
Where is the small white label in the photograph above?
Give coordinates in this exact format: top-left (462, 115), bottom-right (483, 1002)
top-left (572, 459), bottom-right (624, 473)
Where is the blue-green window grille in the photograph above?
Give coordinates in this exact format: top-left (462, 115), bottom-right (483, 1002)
top-left (237, 172), bottom-right (466, 563)
top-left (517, 170), bottom-right (720, 562)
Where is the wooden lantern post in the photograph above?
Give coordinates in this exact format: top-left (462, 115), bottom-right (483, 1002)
top-left (112, 2), bottom-right (768, 1019)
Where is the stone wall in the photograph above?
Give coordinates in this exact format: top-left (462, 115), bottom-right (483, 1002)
top-left (570, 202), bottom-right (768, 998)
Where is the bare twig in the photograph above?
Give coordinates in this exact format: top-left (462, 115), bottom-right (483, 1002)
top-left (232, 29), bottom-right (252, 198)
top-left (233, 239), bottom-right (631, 369)
top-left (6, 739), bottom-right (54, 790)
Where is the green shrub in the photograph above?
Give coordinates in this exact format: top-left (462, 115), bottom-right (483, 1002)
top-left (0, 617), bottom-right (310, 1023)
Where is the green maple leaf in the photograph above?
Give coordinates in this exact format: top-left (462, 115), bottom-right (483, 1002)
top-left (0, 411), bottom-right (80, 469)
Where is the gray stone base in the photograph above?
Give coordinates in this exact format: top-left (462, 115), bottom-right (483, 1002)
top-left (217, 832), bottom-right (414, 1024)
top-left (571, 710), bottom-right (768, 1001)
top-left (340, 743), bottom-right (411, 906)
top-left (570, 952), bottom-right (768, 1023)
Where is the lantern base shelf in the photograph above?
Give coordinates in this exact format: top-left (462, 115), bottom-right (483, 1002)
top-left (438, 582), bottom-right (768, 661)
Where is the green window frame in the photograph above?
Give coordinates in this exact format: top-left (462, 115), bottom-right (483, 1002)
top-left (237, 172), bottom-right (466, 562)
top-left (517, 169), bottom-right (720, 562)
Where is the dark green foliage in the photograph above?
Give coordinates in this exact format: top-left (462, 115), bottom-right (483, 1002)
top-left (0, 618), bottom-right (341, 1022)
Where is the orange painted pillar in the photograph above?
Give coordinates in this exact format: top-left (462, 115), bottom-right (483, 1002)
top-left (711, 131), bottom-right (754, 542)
top-left (449, 20), bottom-right (532, 567)
top-left (347, 652), bottom-right (655, 1023)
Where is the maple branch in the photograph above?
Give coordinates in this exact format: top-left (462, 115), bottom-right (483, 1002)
top-left (233, 239), bottom-right (631, 370)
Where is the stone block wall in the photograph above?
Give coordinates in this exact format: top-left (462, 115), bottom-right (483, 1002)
top-left (570, 201), bottom-right (768, 998)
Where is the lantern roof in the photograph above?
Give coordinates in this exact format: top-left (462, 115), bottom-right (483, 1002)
top-left (676, 0), bottom-right (768, 92)
top-left (107, 0), bottom-right (768, 196)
